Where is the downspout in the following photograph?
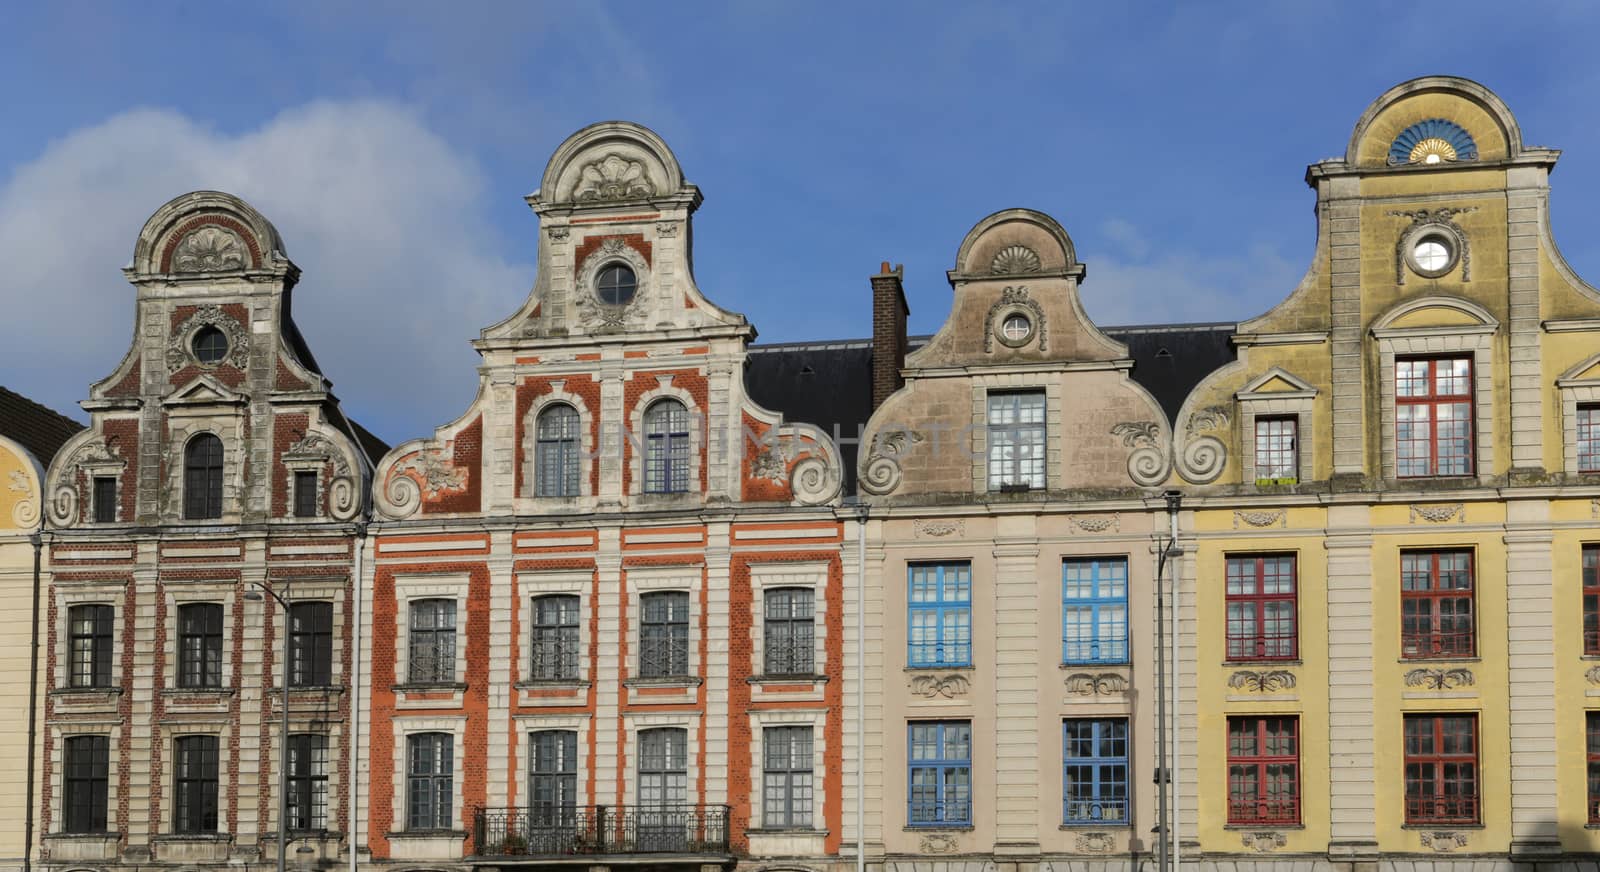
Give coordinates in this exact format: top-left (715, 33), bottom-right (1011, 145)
top-left (855, 505), bottom-right (866, 872)
top-left (1165, 492), bottom-right (1182, 872)
top-left (349, 519), bottom-right (367, 872)
top-left (24, 529), bottom-right (42, 872)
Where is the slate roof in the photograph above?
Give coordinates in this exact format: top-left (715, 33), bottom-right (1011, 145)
top-left (0, 386), bottom-right (86, 467)
top-left (744, 322), bottom-right (1238, 494)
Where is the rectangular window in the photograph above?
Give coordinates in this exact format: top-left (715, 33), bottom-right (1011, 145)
top-left (68, 604), bottom-right (114, 689)
top-left (528, 730), bottom-right (578, 820)
top-left (639, 591), bottom-right (690, 678)
top-left (1404, 714), bottom-right (1478, 824)
top-left (908, 721), bottom-right (971, 826)
top-left (407, 733), bottom-right (453, 830)
top-left (1401, 551), bottom-right (1475, 658)
top-left (763, 588), bottom-right (815, 675)
top-left (1581, 405), bottom-right (1600, 473)
top-left (1255, 417), bottom-right (1298, 483)
top-left (1225, 555), bottom-right (1298, 661)
top-left (174, 735), bottom-right (219, 834)
top-left (636, 728), bottom-right (689, 851)
top-left (1063, 718), bottom-right (1128, 825)
top-left (1396, 356), bottom-right (1473, 477)
top-left (987, 390), bottom-right (1046, 490)
top-left (289, 601), bottom-right (332, 687)
top-left (763, 726), bottom-right (814, 828)
top-left (1227, 716), bottom-right (1300, 825)
top-left (293, 471), bottom-right (317, 518)
top-left (1062, 558), bottom-right (1128, 665)
top-left (408, 599), bottom-right (456, 684)
top-left (1589, 712), bottom-right (1600, 825)
top-left (286, 734), bottom-right (328, 831)
top-left (92, 476), bottom-right (117, 523)
top-left (177, 603), bottom-right (224, 689)
top-left (1586, 546), bottom-right (1600, 657)
top-left (908, 562), bottom-right (971, 668)
top-left (62, 735), bottom-right (109, 834)
top-left (530, 595), bottom-right (580, 681)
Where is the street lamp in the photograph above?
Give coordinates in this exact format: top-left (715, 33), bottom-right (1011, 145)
top-left (1154, 491), bottom-right (1182, 872)
top-left (245, 580), bottom-right (292, 872)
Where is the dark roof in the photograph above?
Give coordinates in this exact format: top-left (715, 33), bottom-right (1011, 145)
top-left (744, 322), bottom-right (1239, 493)
top-left (348, 418), bottom-right (391, 466)
top-left (0, 386), bottom-right (85, 467)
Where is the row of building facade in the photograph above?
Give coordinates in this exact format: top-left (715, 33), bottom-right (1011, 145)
top-left (3, 75), bottom-right (1600, 872)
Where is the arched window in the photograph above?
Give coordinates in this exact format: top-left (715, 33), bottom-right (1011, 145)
top-left (535, 404), bottom-right (581, 498)
top-left (643, 399), bottom-right (690, 494)
top-left (184, 433), bottom-right (224, 520)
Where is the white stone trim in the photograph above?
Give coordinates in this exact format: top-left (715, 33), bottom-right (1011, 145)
top-left (54, 585), bottom-right (124, 690)
top-left (750, 562), bottom-right (829, 678)
top-left (621, 714), bottom-right (700, 807)
top-left (511, 714), bottom-right (593, 807)
top-left (163, 417), bottom-right (248, 523)
top-left (627, 566), bottom-right (703, 680)
top-left (163, 585), bottom-right (237, 689)
top-left (519, 569), bottom-right (592, 685)
top-left (47, 723), bottom-right (122, 836)
top-left (969, 376), bottom-right (1059, 492)
top-left (390, 716), bottom-right (469, 835)
top-left (1370, 305), bottom-right (1498, 482)
top-left (1557, 352), bottom-right (1600, 474)
top-left (1235, 369), bottom-right (1318, 485)
top-left (523, 386), bottom-right (597, 502)
top-left (748, 709), bottom-right (827, 830)
top-left (628, 381), bottom-right (704, 498)
top-left (157, 723), bottom-right (234, 835)
top-left (393, 574), bottom-right (471, 686)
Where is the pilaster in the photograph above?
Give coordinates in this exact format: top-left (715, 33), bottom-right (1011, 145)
top-left (990, 516), bottom-right (1038, 853)
top-left (485, 530), bottom-right (515, 809)
top-left (1504, 500), bottom-right (1558, 856)
top-left (1326, 177), bottom-right (1366, 482)
top-left (1324, 505), bottom-right (1376, 860)
top-left (1506, 166), bottom-right (1548, 476)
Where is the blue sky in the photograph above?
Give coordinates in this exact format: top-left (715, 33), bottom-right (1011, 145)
top-left (4, 2), bottom-right (1599, 444)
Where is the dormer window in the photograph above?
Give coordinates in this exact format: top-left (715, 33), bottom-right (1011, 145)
top-left (184, 434), bottom-right (225, 520)
top-left (191, 326), bottom-right (229, 364)
top-left (597, 264), bottom-right (637, 306)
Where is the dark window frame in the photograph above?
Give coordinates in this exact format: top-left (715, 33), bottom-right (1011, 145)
top-left (535, 404), bottom-right (582, 498)
top-left (763, 588), bottom-right (815, 676)
top-left (528, 730), bottom-right (579, 825)
top-left (1401, 550), bottom-right (1475, 659)
top-left (407, 732), bottom-right (454, 830)
top-left (292, 470), bottom-right (318, 518)
top-left (1227, 715), bottom-right (1300, 826)
top-left (1225, 554), bottom-right (1299, 661)
top-left (638, 591), bottom-right (690, 679)
top-left (92, 475), bottom-right (117, 523)
top-left (407, 599), bottom-right (457, 685)
top-left (177, 603), bottom-right (224, 689)
top-left (530, 595), bottom-right (580, 681)
top-left (643, 399), bottom-right (691, 494)
top-left (763, 725), bottom-right (814, 829)
top-left (62, 734), bottom-right (109, 834)
top-left (637, 727), bottom-right (688, 807)
top-left (68, 603), bottom-right (114, 689)
top-left (183, 433), bottom-right (225, 520)
top-left (1588, 711), bottom-right (1600, 825)
top-left (596, 263), bottom-right (638, 306)
top-left (289, 601), bottom-right (333, 687)
top-left (1404, 713), bottom-right (1479, 825)
top-left (174, 734), bottom-right (220, 834)
top-left (286, 733), bottom-right (328, 832)
top-left (1585, 546), bottom-right (1600, 657)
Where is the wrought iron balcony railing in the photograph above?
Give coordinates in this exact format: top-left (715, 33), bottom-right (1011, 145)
top-left (473, 804), bottom-right (731, 857)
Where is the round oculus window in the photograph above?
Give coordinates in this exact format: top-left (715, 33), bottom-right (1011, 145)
top-left (596, 263), bottom-right (637, 306)
top-left (1406, 231), bottom-right (1459, 278)
top-left (191, 325), bottom-right (229, 364)
top-left (1002, 314), bottom-right (1032, 341)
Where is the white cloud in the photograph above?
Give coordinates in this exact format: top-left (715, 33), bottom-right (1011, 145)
top-left (0, 102), bottom-right (530, 445)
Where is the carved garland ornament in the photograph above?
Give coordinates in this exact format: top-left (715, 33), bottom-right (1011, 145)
top-left (574, 153), bottom-right (656, 202)
top-left (914, 519), bottom-right (965, 538)
top-left (1227, 670), bottom-right (1297, 693)
top-left (1064, 672), bottom-right (1128, 696)
top-left (859, 428), bottom-right (923, 496)
top-left (1109, 421), bottom-right (1169, 487)
top-left (1074, 832), bottom-right (1116, 853)
top-left (918, 834), bottom-right (959, 854)
top-left (1409, 503), bottom-right (1464, 524)
top-left (1587, 665), bottom-right (1600, 686)
top-left (1404, 667), bottom-right (1474, 690)
top-left (574, 238), bottom-right (650, 331)
top-left (1233, 509), bottom-right (1286, 529)
top-left (909, 673), bottom-right (970, 699)
top-left (1241, 832), bottom-right (1287, 853)
top-left (982, 286), bottom-right (1047, 353)
top-left (1391, 207), bottom-right (1476, 284)
top-left (1420, 831), bottom-right (1469, 852)
top-left (383, 447), bottom-right (467, 519)
top-left (1069, 514), bottom-right (1119, 534)
top-left (1177, 405), bottom-right (1229, 484)
top-left (167, 305), bottom-right (250, 373)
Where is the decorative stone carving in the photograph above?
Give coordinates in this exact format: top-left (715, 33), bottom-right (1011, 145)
top-left (1404, 667), bottom-right (1475, 690)
top-left (656, 221), bottom-right (678, 237)
top-left (48, 439), bottom-right (126, 527)
top-left (914, 519), bottom-right (965, 538)
top-left (574, 238), bottom-right (649, 331)
top-left (167, 305), bottom-right (250, 372)
top-left (574, 154), bottom-right (656, 202)
top-left (1187, 405), bottom-right (1231, 435)
top-left (1064, 672), bottom-right (1128, 696)
top-left (396, 450), bottom-right (466, 497)
top-left (1420, 831), bottom-right (1469, 852)
top-left (1241, 832), bottom-right (1286, 853)
top-left (7, 471), bottom-right (27, 492)
top-left (909, 673), bottom-right (970, 699)
top-left (1110, 421), bottom-right (1169, 487)
top-left (546, 225), bottom-right (570, 241)
top-left (1233, 509), bottom-right (1286, 529)
top-left (1227, 670), bottom-right (1297, 693)
top-left (752, 444), bottom-right (791, 483)
top-left (1587, 665), bottom-right (1600, 685)
top-left (1410, 503), bottom-right (1464, 524)
top-left (11, 479), bottom-right (38, 528)
top-left (982, 286), bottom-right (1047, 353)
top-left (918, 834), bottom-right (958, 854)
top-left (1069, 514), bottom-right (1119, 534)
top-left (283, 432), bottom-right (359, 521)
top-left (989, 245), bottom-right (1041, 275)
top-left (172, 226), bottom-right (249, 273)
top-left (285, 433), bottom-right (351, 476)
top-left (1390, 207), bottom-right (1477, 283)
top-left (1176, 405), bottom-right (1229, 484)
top-left (860, 428), bottom-right (923, 496)
top-left (789, 455), bottom-right (839, 506)
top-left (1074, 832), bottom-right (1115, 853)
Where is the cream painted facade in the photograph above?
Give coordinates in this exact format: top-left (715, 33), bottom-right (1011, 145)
top-left (0, 436), bottom-right (45, 872)
top-left (853, 77), bottom-right (1600, 871)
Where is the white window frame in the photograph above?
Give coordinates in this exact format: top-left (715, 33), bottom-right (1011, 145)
top-left (1558, 351), bottom-right (1600, 475)
top-left (157, 724), bottom-right (233, 836)
top-left (163, 582), bottom-right (235, 691)
top-left (511, 714), bottom-right (591, 809)
top-left (55, 584), bottom-right (124, 691)
top-left (391, 717), bottom-right (467, 835)
top-left (1235, 367), bottom-right (1317, 485)
top-left (623, 715), bottom-right (699, 810)
top-left (1371, 298), bottom-right (1497, 482)
top-left (48, 724), bottom-right (122, 837)
top-left (969, 376), bottom-right (1061, 492)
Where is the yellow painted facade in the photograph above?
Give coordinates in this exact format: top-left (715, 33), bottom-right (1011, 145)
top-left (0, 435), bottom-right (44, 872)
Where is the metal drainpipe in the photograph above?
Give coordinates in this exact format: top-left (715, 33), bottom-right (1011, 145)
top-left (1165, 492), bottom-right (1182, 872)
top-left (24, 529), bottom-right (43, 872)
top-left (855, 504), bottom-right (866, 872)
top-left (349, 520), bottom-right (367, 872)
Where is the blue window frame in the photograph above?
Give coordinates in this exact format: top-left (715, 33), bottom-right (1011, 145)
top-left (1062, 558), bottom-right (1128, 664)
top-left (908, 721), bottom-right (971, 826)
top-left (908, 563), bottom-right (971, 667)
top-left (1063, 718), bottom-right (1129, 825)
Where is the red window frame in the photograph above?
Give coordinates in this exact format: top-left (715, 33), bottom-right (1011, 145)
top-left (1226, 716), bottom-right (1300, 825)
top-left (1404, 714), bottom-right (1479, 825)
top-left (1588, 712), bottom-right (1600, 825)
top-left (1580, 405), bottom-right (1600, 474)
top-left (1224, 555), bottom-right (1298, 661)
top-left (1585, 546), bottom-right (1600, 657)
top-left (1401, 551), bottom-right (1475, 659)
top-left (1254, 417), bottom-right (1298, 482)
top-left (1395, 356), bottom-right (1474, 478)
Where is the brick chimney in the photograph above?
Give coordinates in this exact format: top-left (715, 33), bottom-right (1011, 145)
top-left (870, 261), bottom-right (909, 411)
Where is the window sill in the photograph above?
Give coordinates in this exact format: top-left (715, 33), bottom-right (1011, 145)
top-left (45, 832), bottom-right (120, 839)
top-left (1060, 822), bottom-right (1132, 830)
top-left (1224, 823), bottom-right (1305, 831)
top-left (749, 674), bottom-right (828, 685)
top-left (1059, 662), bottom-right (1131, 670)
top-left (392, 682), bottom-right (467, 692)
top-left (746, 827), bottom-right (830, 835)
top-left (387, 830), bottom-right (468, 839)
top-left (623, 676), bottom-right (703, 688)
top-left (162, 687), bottom-right (235, 698)
top-left (515, 678), bottom-right (590, 690)
top-left (152, 833), bottom-right (232, 842)
top-left (1402, 823), bottom-right (1483, 830)
top-left (1221, 660), bottom-right (1302, 667)
top-left (1397, 656), bottom-right (1481, 664)
top-left (903, 825), bottom-right (974, 832)
top-left (904, 665), bottom-right (974, 672)
top-left (51, 686), bottom-right (123, 697)
top-left (269, 685), bottom-right (345, 695)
